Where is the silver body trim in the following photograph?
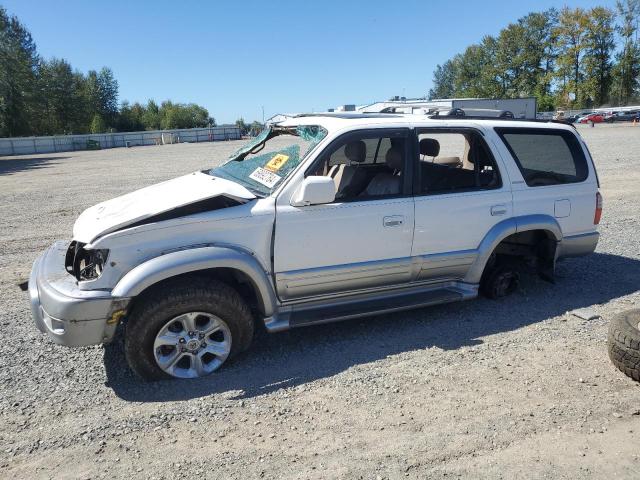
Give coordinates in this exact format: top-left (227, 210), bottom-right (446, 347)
top-left (275, 257), bottom-right (413, 300)
top-left (415, 250), bottom-right (477, 281)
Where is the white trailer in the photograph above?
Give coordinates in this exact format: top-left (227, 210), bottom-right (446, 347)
top-left (358, 97), bottom-right (538, 119)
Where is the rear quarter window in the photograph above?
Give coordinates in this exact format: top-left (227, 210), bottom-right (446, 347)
top-left (495, 128), bottom-right (589, 187)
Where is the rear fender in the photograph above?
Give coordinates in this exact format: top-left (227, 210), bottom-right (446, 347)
top-left (464, 215), bottom-right (562, 284)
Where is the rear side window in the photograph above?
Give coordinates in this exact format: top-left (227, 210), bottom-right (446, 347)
top-left (495, 128), bottom-right (589, 187)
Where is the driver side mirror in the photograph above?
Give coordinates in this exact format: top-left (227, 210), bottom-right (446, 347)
top-left (291, 176), bottom-right (336, 207)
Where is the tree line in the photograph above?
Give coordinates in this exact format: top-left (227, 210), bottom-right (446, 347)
top-left (429, 1), bottom-right (640, 110)
top-left (0, 6), bottom-right (215, 138)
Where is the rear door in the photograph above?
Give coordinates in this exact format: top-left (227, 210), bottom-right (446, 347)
top-left (411, 127), bottom-right (513, 281)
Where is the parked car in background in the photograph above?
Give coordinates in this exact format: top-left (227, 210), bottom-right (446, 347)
top-left (579, 113), bottom-right (605, 124)
top-left (605, 110), bottom-right (640, 122)
top-left (574, 113), bottom-right (593, 123)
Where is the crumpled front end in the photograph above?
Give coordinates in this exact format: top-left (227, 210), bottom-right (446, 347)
top-left (28, 241), bottom-right (130, 347)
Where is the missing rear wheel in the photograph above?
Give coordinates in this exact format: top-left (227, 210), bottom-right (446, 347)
top-left (480, 262), bottom-right (520, 299)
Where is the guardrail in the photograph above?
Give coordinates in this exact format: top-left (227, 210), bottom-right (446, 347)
top-left (0, 126), bottom-right (242, 156)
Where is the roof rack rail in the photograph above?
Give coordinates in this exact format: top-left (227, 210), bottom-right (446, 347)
top-left (294, 112), bottom-right (402, 119)
top-left (426, 114), bottom-right (576, 128)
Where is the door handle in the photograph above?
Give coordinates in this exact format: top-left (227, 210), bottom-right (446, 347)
top-left (383, 215), bottom-right (404, 227)
top-left (490, 204), bottom-right (508, 216)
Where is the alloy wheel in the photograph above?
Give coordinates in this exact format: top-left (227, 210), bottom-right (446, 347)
top-left (153, 311), bottom-right (232, 379)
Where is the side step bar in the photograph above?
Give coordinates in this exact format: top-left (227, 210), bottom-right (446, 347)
top-left (264, 286), bottom-right (474, 332)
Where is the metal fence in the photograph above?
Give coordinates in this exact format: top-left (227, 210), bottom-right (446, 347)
top-left (0, 126), bottom-right (242, 156)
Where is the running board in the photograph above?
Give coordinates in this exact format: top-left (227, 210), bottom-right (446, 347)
top-left (265, 286), bottom-right (471, 331)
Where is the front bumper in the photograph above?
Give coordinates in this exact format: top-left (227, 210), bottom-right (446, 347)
top-left (29, 241), bottom-right (130, 347)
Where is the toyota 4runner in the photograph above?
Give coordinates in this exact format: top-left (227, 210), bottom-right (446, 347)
top-left (28, 113), bottom-right (602, 380)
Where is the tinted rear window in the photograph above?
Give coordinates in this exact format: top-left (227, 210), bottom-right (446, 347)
top-left (495, 128), bottom-right (589, 187)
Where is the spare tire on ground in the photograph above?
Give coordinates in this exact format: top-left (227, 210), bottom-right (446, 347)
top-left (608, 309), bottom-right (640, 382)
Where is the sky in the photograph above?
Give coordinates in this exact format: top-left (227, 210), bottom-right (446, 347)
top-left (3, 0), bottom-right (620, 124)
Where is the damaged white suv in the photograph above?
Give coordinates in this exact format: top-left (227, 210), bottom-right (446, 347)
top-left (29, 113), bottom-right (602, 380)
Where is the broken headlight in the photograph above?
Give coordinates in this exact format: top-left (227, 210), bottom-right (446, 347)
top-left (65, 241), bottom-right (109, 281)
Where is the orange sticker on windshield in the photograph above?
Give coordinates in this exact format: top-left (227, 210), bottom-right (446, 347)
top-left (265, 154), bottom-right (289, 172)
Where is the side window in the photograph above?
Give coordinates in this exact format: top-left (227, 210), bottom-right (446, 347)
top-left (417, 130), bottom-right (501, 194)
top-left (495, 128), bottom-right (588, 187)
top-left (327, 137), bottom-right (385, 167)
top-left (311, 132), bottom-right (407, 200)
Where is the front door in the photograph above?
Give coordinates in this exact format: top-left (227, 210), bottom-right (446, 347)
top-left (274, 128), bottom-right (415, 301)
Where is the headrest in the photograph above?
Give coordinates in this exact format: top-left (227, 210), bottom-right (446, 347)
top-left (385, 147), bottom-right (403, 170)
top-left (344, 140), bottom-right (366, 163)
top-left (420, 138), bottom-right (440, 157)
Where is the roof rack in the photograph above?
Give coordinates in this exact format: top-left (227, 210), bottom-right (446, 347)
top-left (427, 114), bottom-right (576, 128)
top-left (294, 112), bottom-right (402, 119)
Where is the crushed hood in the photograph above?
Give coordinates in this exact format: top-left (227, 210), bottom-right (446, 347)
top-left (73, 172), bottom-right (255, 243)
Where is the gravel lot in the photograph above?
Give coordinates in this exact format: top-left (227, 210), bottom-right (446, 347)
top-left (1, 124), bottom-right (639, 479)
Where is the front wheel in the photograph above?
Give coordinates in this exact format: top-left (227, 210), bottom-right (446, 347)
top-left (124, 278), bottom-right (254, 380)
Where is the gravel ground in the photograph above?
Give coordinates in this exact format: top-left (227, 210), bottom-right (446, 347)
top-left (1, 124), bottom-right (639, 479)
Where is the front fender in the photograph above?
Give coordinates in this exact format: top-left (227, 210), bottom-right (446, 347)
top-left (464, 214), bottom-right (562, 284)
top-left (112, 246), bottom-right (277, 316)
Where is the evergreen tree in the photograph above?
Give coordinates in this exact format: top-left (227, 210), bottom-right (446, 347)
top-left (97, 67), bottom-right (118, 126)
top-left (584, 7), bottom-right (616, 106)
top-left (142, 99), bottom-right (161, 130)
top-left (428, 60), bottom-right (458, 99)
top-left (235, 117), bottom-right (248, 135)
top-left (554, 7), bottom-right (590, 107)
top-left (612, 0), bottom-right (640, 104)
top-left (90, 113), bottom-right (106, 133)
top-left (0, 6), bottom-right (39, 136)
top-left (426, 5), bottom-right (635, 110)
top-left (38, 58), bottom-right (85, 134)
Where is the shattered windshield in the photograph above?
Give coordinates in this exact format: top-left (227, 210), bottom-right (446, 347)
top-left (209, 125), bottom-right (327, 197)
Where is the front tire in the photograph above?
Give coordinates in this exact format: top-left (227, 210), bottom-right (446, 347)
top-left (124, 278), bottom-right (254, 381)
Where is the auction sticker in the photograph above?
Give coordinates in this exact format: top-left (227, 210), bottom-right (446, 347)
top-left (249, 167), bottom-right (281, 188)
top-left (265, 153), bottom-right (289, 172)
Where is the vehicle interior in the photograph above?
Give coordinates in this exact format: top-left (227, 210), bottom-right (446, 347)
top-left (308, 130), bottom-right (501, 200)
top-left (417, 131), bottom-right (501, 193)
top-left (313, 136), bottom-right (406, 199)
